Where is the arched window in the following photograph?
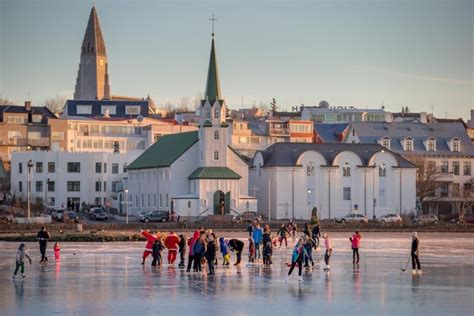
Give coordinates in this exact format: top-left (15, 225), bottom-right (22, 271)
top-left (213, 151), bottom-right (219, 160)
top-left (246, 201), bottom-right (250, 209)
top-left (205, 109), bottom-right (211, 120)
top-left (343, 163), bottom-right (351, 177)
top-left (214, 109), bottom-right (220, 119)
top-left (378, 164), bottom-right (386, 177)
top-left (187, 201), bottom-right (191, 208)
top-left (307, 162), bottom-right (315, 176)
top-left (214, 130), bottom-right (219, 140)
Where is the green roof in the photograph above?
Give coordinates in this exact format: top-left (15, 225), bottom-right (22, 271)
top-left (204, 36), bottom-right (222, 104)
top-left (128, 131), bottom-right (198, 170)
top-left (188, 167), bottom-right (241, 180)
top-left (203, 120), bottom-right (213, 127)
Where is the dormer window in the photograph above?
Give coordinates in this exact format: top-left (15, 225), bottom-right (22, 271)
top-left (380, 136), bottom-right (391, 150)
top-left (343, 163), bottom-right (351, 177)
top-left (404, 137), bottom-right (413, 151)
top-left (427, 138), bottom-right (436, 152)
top-left (450, 138), bottom-right (460, 152)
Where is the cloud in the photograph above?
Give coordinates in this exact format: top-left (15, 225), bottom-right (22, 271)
top-left (355, 65), bottom-right (473, 86)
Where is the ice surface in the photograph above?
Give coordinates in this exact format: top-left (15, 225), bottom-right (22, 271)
top-left (0, 232), bottom-right (473, 315)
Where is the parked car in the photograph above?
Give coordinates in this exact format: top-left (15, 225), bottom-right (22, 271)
top-left (235, 211), bottom-right (264, 223)
top-left (65, 211), bottom-right (79, 223)
top-left (334, 213), bottom-right (369, 224)
top-left (448, 214), bottom-right (474, 224)
top-left (413, 214), bottom-right (439, 225)
top-left (139, 210), bottom-right (169, 223)
top-left (51, 208), bottom-right (65, 222)
top-left (90, 208), bottom-right (108, 221)
top-left (377, 213), bottom-right (402, 224)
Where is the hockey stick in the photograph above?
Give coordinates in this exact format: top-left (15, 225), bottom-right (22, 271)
top-left (401, 256), bottom-right (410, 272)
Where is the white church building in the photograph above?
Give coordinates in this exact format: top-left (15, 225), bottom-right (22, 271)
top-left (250, 143), bottom-right (417, 220)
top-left (127, 34), bottom-right (257, 219)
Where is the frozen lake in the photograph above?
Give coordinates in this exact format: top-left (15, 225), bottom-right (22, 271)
top-left (0, 232), bottom-right (473, 315)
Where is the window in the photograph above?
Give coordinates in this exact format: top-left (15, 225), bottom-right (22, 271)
top-left (6, 115), bottom-right (27, 124)
top-left (103, 181), bottom-right (107, 192)
top-left (379, 164), bottom-right (386, 177)
top-left (76, 105), bottom-right (92, 115)
top-left (19, 163), bottom-right (23, 174)
top-left (48, 181), bottom-right (55, 192)
top-left (153, 194), bottom-right (157, 207)
top-left (307, 162), bottom-right (315, 176)
top-left (187, 201), bottom-right (191, 208)
top-left (214, 130), bottom-right (219, 140)
top-left (343, 187), bottom-right (351, 200)
top-left (95, 181), bottom-right (102, 192)
top-left (123, 163), bottom-right (128, 173)
top-left (48, 162), bottom-right (55, 173)
top-left (95, 163), bottom-right (102, 173)
top-left (440, 161), bottom-right (449, 173)
top-left (67, 162), bottom-right (80, 173)
top-left (214, 109), bottom-right (220, 119)
top-left (343, 163), bottom-right (351, 177)
top-left (404, 138), bottom-right (413, 151)
top-left (142, 194), bottom-right (145, 207)
top-left (36, 162), bottom-right (43, 173)
top-left (452, 139), bottom-right (460, 152)
top-left (246, 201), bottom-right (250, 209)
top-left (440, 183), bottom-right (449, 197)
top-left (452, 183), bottom-right (460, 197)
top-left (101, 105), bottom-right (116, 115)
top-left (147, 194), bottom-right (151, 207)
top-left (381, 137), bottom-right (391, 149)
top-left (239, 136), bottom-right (248, 143)
top-left (19, 181), bottom-right (23, 192)
top-left (112, 163), bottom-right (119, 174)
top-left (67, 181), bottom-right (80, 192)
top-left (103, 163), bottom-right (107, 173)
top-left (126, 106), bottom-right (141, 115)
top-left (463, 162), bottom-right (471, 176)
top-left (452, 161), bottom-right (460, 176)
top-left (427, 139), bottom-right (436, 152)
top-left (51, 132), bottom-right (64, 140)
top-left (36, 181), bottom-right (43, 192)
top-left (205, 109), bottom-right (211, 120)
top-left (213, 151), bottom-right (219, 160)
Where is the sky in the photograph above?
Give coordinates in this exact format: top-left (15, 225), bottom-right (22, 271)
top-left (0, 0), bottom-right (472, 119)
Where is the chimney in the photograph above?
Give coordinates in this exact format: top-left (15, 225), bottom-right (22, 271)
top-left (24, 101), bottom-right (32, 111)
top-left (420, 112), bottom-right (427, 124)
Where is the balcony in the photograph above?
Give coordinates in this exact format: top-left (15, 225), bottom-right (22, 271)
top-left (269, 128), bottom-right (289, 136)
top-left (28, 138), bottom-right (50, 147)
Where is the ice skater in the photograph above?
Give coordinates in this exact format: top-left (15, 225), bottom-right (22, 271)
top-left (411, 232), bottom-right (422, 274)
top-left (286, 238), bottom-right (308, 282)
top-left (219, 237), bottom-right (230, 266)
top-left (228, 238), bottom-right (244, 266)
top-left (277, 224), bottom-right (289, 249)
top-left (151, 238), bottom-right (164, 267)
top-left (165, 231), bottom-right (179, 265)
top-left (13, 243), bottom-right (32, 279)
top-left (322, 233), bottom-right (332, 270)
top-left (349, 231), bottom-right (361, 264)
top-left (303, 235), bottom-right (315, 267)
top-left (141, 229), bottom-right (158, 265)
top-left (53, 242), bottom-right (61, 262)
top-left (248, 237), bottom-right (256, 263)
top-left (186, 231), bottom-right (200, 272)
top-left (205, 232), bottom-right (217, 275)
top-left (37, 226), bottom-right (50, 264)
top-left (178, 234), bottom-right (187, 268)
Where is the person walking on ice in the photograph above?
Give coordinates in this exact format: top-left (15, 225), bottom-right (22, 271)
top-left (53, 242), bottom-right (61, 262)
top-left (141, 229), bottom-right (158, 265)
top-left (411, 232), bottom-right (422, 274)
top-left (322, 233), bottom-right (332, 270)
top-left (37, 226), bottom-right (50, 264)
top-left (286, 237), bottom-right (308, 282)
top-left (349, 231), bottom-right (361, 264)
top-left (13, 243), bottom-right (32, 279)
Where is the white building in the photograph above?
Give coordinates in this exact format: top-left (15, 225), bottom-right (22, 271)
top-left (250, 143), bottom-right (417, 220)
top-left (301, 101), bottom-right (392, 123)
top-left (10, 151), bottom-right (138, 210)
top-left (126, 34), bottom-right (257, 219)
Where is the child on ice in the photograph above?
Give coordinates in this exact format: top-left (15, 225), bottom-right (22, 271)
top-left (286, 238), bottom-right (308, 282)
top-left (178, 234), bottom-right (187, 268)
top-left (53, 242), bottom-right (61, 262)
top-left (248, 237), bottom-right (256, 263)
top-left (13, 243), bottom-right (32, 279)
top-left (152, 238), bottom-right (164, 267)
top-left (219, 237), bottom-right (230, 266)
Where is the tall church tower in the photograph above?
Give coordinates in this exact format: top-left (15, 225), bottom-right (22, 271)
top-left (199, 33), bottom-right (229, 168)
top-left (73, 5), bottom-right (110, 100)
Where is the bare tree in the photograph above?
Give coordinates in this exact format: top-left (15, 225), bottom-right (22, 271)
top-left (193, 91), bottom-right (203, 109)
top-left (179, 97), bottom-right (190, 112)
top-left (44, 95), bottom-right (67, 114)
top-left (451, 186), bottom-right (473, 223)
top-left (0, 96), bottom-right (15, 105)
top-left (270, 98), bottom-right (278, 115)
top-left (408, 157), bottom-right (441, 212)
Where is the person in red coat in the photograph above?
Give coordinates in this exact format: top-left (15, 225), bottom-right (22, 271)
top-left (141, 230), bottom-right (159, 265)
top-left (165, 231), bottom-right (180, 264)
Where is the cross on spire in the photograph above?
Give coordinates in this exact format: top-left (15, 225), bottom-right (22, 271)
top-left (209, 14), bottom-right (217, 37)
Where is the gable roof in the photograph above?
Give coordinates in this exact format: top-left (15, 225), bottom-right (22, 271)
top-left (258, 142), bottom-right (415, 168)
top-left (188, 167), bottom-right (241, 180)
top-left (349, 122), bottom-right (474, 157)
top-left (0, 105), bottom-right (56, 123)
top-left (127, 131), bottom-right (198, 170)
top-left (314, 123), bottom-right (349, 143)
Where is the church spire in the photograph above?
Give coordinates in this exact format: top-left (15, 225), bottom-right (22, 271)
top-left (204, 33), bottom-right (222, 104)
top-left (81, 5), bottom-right (106, 56)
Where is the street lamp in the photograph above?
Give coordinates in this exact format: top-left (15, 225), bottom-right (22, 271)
top-left (307, 188), bottom-right (312, 219)
top-left (27, 159), bottom-right (33, 222)
top-left (124, 189), bottom-right (129, 224)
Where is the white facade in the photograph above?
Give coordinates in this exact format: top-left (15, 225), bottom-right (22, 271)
top-left (11, 151), bottom-right (139, 209)
top-left (250, 146), bottom-right (416, 220)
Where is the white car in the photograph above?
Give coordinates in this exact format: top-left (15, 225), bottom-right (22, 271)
top-left (377, 213), bottom-right (402, 224)
top-left (334, 213), bottom-right (369, 224)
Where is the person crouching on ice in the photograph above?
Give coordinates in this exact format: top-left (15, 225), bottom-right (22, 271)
top-left (228, 239), bottom-right (244, 266)
top-left (141, 229), bottom-right (158, 265)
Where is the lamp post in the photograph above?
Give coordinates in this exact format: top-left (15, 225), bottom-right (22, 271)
top-left (27, 159), bottom-right (33, 222)
top-left (124, 189), bottom-right (129, 224)
top-left (307, 188), bottom-right (312, 220)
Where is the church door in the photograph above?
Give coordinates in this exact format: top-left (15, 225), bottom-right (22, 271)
top-left (213, 190), bottom-right (225, 215)
top-left (224, 192), bottom-right (231, 214)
